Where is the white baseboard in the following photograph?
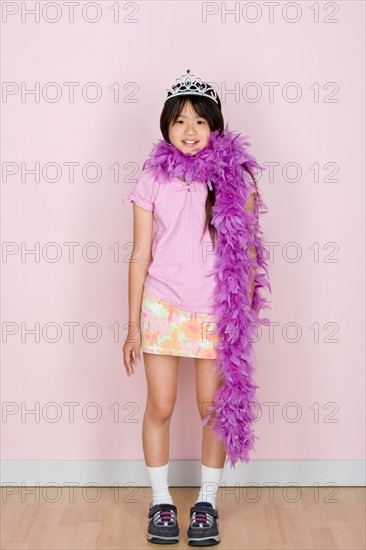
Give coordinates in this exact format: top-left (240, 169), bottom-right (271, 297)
top-left (1, 460), bottom-right (365, 486)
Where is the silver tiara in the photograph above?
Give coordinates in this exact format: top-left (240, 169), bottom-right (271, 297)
top-left (164, 69), bottom-right (218, 104)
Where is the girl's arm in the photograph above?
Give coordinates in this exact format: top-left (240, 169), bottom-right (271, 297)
top-left (128, 203), bottom-right (153, 329)
top-left (123, 203), bottom-right (153, 376)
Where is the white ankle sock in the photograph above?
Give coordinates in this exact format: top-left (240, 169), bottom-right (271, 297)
top-left (146, 462), bottom-right (174, 506)
top-left (195, 463), bottom-right (224, 510)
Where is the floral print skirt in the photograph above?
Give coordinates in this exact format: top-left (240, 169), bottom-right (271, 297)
top-left (140, 286), bottom-right (219, 359)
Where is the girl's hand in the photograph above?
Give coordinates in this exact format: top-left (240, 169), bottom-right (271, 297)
top-left (123, 329), bottom-right (142, 377)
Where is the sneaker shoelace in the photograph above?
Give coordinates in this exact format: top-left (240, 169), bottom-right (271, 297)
top-left (154, 507), bottom-right (176, 526)
top-left (191, 510), bottom-right (214, 528)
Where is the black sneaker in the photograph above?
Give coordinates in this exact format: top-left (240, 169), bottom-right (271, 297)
top-left (147, 502), bottom-right (180, 544)
top-left (187, 501), bottom-right (220, 546)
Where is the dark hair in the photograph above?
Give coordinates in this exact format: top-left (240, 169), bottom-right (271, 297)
top-left (159, 94), bottom-right (257, 246)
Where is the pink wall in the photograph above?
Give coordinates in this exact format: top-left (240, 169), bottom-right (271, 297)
top-left (2, 1), bottom-right (365, 461)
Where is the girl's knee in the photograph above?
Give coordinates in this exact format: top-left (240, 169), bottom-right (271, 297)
top-left (146, 400), bottom-right (175, 423)
top-left (197, 399), bottom-right (216, 422)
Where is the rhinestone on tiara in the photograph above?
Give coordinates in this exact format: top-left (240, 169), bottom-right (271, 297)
top-left (164, 69), bottom-right (218, 104)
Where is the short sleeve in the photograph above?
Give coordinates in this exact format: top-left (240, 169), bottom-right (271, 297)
top-left (121, 168), bottom-right (155, 211)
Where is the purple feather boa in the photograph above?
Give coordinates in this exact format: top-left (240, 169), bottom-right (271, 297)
top-left (141, 123), bottom-right (272, 468)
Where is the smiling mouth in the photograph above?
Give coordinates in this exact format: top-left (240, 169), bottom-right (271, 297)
top-left (182, 140), bottom-right (199, 145)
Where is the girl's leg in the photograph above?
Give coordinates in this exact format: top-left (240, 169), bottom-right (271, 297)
top-left (195, 357), bottom-right (226, 468)
top-left (142, 352), bottom-right (180, 466)
top-left (194, 357), bottom-right (226, 508)
top-left (142, 352), bottom-right (180, 506)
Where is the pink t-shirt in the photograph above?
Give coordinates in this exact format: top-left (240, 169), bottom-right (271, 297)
top-left (123, 167), bottom-right (216, 313)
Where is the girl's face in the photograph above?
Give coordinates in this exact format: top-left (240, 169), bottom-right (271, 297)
top-left (168, 100), bottom-right (211, 155)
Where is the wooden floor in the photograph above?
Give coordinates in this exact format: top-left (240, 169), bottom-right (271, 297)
top-left (1, 487), bottom-right (365, 549)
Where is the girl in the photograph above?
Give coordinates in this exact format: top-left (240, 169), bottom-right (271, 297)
top-left (122, 70), bottom-right (270, 546)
